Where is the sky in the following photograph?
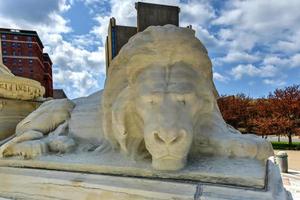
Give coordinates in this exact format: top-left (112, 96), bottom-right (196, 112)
top-left (0, 0), bottom-right (299, 99)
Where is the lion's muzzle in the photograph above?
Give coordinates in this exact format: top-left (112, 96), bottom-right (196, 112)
top-left (144, 125), bottom-right (193, 171)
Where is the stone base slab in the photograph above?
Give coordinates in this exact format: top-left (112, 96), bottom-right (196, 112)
top-left (0, 98), bottom-right (40, 141)
top-left (0, 153), bottom-right (266, 189)
top-left (0, 159), bottom-right (292, 200)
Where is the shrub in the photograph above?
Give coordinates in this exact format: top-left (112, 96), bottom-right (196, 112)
top-left (271, 141), bottom-right (300, 150)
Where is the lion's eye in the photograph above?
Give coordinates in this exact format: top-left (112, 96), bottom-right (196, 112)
top-left (147, 94), bottom-right (162, 105)
top-left (178, 99), bottom-right (186, 105)
top-left (149, 100), bottom-right (155, 105)
top-left (175, 94), bottom-right (186, 105)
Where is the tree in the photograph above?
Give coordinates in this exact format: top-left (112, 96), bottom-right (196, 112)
top-left (217, 85), bottom-right (300, 147)
top-left (249, 103), bottom-right (293, 140)
top-left (268, 85), bottom-right (300, 146)
top-left (217, 93), bottom-right (253, 133)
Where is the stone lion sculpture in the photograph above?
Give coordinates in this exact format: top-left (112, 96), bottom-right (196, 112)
top-left (0, 25), bottom-right (273, 171)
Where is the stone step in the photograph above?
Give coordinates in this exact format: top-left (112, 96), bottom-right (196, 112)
top-left (0, 159), bottom-right (291, 200)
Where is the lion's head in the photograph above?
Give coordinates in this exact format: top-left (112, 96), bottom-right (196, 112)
top-left (102, 25), bottom-right (221, 171)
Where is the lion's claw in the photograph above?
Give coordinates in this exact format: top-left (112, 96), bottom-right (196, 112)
top-left (3, 140), bottom-right (48, 159)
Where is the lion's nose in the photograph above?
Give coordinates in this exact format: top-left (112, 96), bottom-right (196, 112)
top-left (152, 130), bottom-right (186, 145)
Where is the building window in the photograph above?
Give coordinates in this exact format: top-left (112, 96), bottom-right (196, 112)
top-left (3, 58), bottom-right (7, 63)
top-left (28, 51), bottom-right (33, 56)
top-left (1, 34), bottom-right (6, 39)
top-left (28, 43), bottom-right (32, 48)
top-left (13, 36), bottom-right (18, 40)
top-left (2, 41), bottom-right (6, 47)
top-left (27, 36), bottom-right (32, 41)
top-left (12, 42), bottom-right (16, 48)
top-left (13, 51), bottom-right (16, 56)
top-left (18, 67), bottom-right (23, 73)
top-left (29, 59), bottom-right (33, 64)
top-left (13, 59), bottom-right (17, 64)
top-left (3, 50), bottom-right (7, 55)
top-left (18, 59), bottom-right (22, 63)
top-left (17, 43), bottom-right (21, 48)
top-left (18, 51), bottom-right (21, 56)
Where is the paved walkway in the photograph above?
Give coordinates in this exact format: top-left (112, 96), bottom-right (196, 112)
top-left (275, 150), bottom-right (300, 171)
top-left (282, 170), bottom-right (300, 200)
top-left (273, 150), bottom-right (300, 199)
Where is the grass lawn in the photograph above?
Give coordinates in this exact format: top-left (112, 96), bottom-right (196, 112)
top-left (271, 141), bottom-right (300, 150)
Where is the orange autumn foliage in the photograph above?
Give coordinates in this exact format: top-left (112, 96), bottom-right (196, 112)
top-left (217, 85), bottom-right (300, 145)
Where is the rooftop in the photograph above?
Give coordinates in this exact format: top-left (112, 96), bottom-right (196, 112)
top-left (0, 28), bottom-right (44, 48)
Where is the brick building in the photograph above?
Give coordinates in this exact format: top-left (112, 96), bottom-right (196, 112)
top-left (105, 2), bottom-right (182, 72)
top-left (0, 28), bottom-right (53, 97)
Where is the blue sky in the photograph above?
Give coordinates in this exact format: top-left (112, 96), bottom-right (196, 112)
top-left (0, 0), bottom-right (299, 99)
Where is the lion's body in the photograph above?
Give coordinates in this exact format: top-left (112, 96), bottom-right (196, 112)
top-left (0, 25), bottom-right (273, 170)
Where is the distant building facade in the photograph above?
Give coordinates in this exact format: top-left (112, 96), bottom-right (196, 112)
top-left (105, 18), bottom-right (137, 73)
top-left (105, 2), bottom-right (182, 72)
top-left (135, 2), bottom-right (180, 32)
top-left (0, 28), bottom-right (53, 97)
top-left (53, 89), bottom-right (67, 99)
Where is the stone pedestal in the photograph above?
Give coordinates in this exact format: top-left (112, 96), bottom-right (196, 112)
top-left (0, 98), bottom-right (40, 141)
top-left (0, 159), bottom-right (291, 200)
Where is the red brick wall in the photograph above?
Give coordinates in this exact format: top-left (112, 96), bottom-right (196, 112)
top-left (43, 60), bottom-right (53, 97)
top-left (1, 32), bottom-right (53, 97)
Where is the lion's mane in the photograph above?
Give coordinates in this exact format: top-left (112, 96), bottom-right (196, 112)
top-left (102, 25), bottom-right (220, 156)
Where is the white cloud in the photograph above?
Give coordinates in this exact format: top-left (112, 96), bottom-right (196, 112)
top-left (290, 54), bottom-right (300, 68)
top-left (49, 38), bottom-right (106, 97)
top-left (213, 9), bottom-right (242, 25)
top-left (262, 54), bottom-right (300, 69)
top-left (213, 0), bottom-right (300, 53)
top-left (214, 0), bottom-right (300, 33)
top-left (53, 69), bottom-right (101, 98)
top-left (219, 51), bottom-right (260, 63)
top-left (0, 0), bottom-right (107, 99)
top-left (263, 56), bottom-right (290, 66)
top-left (275, 40), bottom-right (300, 53)
top-left (263, 79), bottom-right (286, 87)
top-left (231, 64), bottom-right (278, 80)
top-left (1, 0), bottom-right (299, 98)
top-left (213, 0), bottom-right (300, 89)
top-left (180, 0), bottom-right (216, 26)
top-left (0, 0), bottom-right (71, 34)
top-left (0, 0), bottom-right (70, 24)
top-left (213, 72), bottom-right (229, 83)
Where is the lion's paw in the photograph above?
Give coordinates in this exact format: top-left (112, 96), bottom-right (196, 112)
top-left (209, 133), bottom-right (274, 161)
top-left (254, 138), bottom-right (274, 160)
top-left (229, 138), bottom-right (258, 159)
top-left (3, 140), bottom-right (48, 159)
top-left (228, 135), bottom-right (274, 161)
top-left (48, 136), bottom-right (76, 153)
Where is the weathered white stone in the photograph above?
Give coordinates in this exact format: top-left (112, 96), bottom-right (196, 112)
top-left (0, 154), bottom-right (267, 189)
top-left (0, 99), bottom-right (75, 158)
top-left (0, 98), bottom-right (40, 141)
top-left (1, 25), bottom-right (273, 170)
top-left (69, 91), bottom-right (105, 145)
top-left (0, 159), bottom-right (291, 200)
top-left (0, 25), bottom-right (288, 199)
top-left (15, 98), bottom-right (75, 135)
